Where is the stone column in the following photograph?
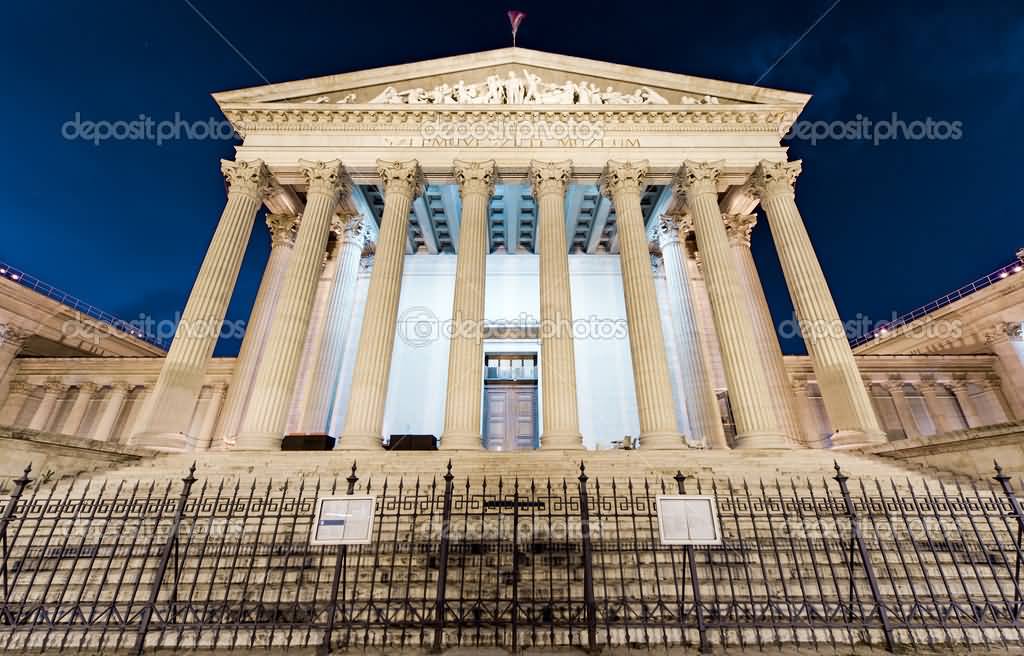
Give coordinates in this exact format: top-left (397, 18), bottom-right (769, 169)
top-left (61, 382), bottom-right (98, 436)
top-left (949, 377), bottom-right (983, 428)
top-left (918, 377), bottom-right (954, 435)
top-left (441, 160), bottom-right (496, 450)
top-left (299, 217), bottom-right (366, 434)
top-left (884, 377), bottom-right (921, 439)
top-left (986, 323), bottom-right (1024, 419)
top-left (982, 375), bottom-right (1015, 423)
top-left (288, 246), bottom-right (339, 433)
top-left (0, 382), bottom-right (32, 426)
top-left (27, 379), bottom-right (65, 431)
top-left (212, 213), bottom-right (297, 447)
top-left (129, 386), bottom-right (152, 438)
top-left (724, 212), bottom-right (803, 445)
top-left (194, 382), bottom-right (227, 450)
top-left (748, 160), bottom-right (884, 447)
top-left (529, 161), bottom-right (584, 450)
top-left (133, 159), bottom-right (271, 451)
top-left (0, 324), bottom-right (31, 384)
top-left (236, 160), bottom-right (349, 450)
top-left (342, 160), bottom-right (424, 449)
top-left (675, 161), bottom-right (787, 448)
top-left (790, 377), bottom-right (826, 448)
top-left (93, 383), bottom-right (132, 442)
top-left (657, 217), bottom-right (726, 449)
top-left (599, 161), bottom-right (683, 449)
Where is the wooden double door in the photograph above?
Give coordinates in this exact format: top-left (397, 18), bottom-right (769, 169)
top-left (483, 383), bottom-right (538, 451)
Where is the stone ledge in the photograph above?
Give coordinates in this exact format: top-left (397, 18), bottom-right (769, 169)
top-left (857, 420), bottom-right (1024, 480)
top-left (0, 424), bottom-right (156, 482)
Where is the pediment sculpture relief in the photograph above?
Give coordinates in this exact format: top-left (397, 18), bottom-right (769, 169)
top-left (302, 69), bottom-right (721, 106)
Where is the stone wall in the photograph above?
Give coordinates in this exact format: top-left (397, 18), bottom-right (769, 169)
top-left (862, 420), bottom-right (1024, 480)
top-left (0, 426), bottom-right (153, 485)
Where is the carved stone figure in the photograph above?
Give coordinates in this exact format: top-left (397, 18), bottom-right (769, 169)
top-left (356, 70), bottom-right (693, 106)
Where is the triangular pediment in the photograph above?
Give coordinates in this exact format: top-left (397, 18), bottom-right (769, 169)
top-left (213, 48), bottom-right (810, 109)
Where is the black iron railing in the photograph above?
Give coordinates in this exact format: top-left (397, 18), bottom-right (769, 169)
top-left (1, 460), bottom-right (1023, 653)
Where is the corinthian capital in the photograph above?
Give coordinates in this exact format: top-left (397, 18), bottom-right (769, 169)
top-left (599, 160), bottom-right (648, 199)
top-left (43, 378), bottom-right (68, 396)
top-left (0, 323), bottom-right (33, 349)
top-left (747, 160), bottom-right (802, 199)
top-left (528, 160), bottom-right (572, 199)
top-left (220, 159), bottom-right (273, 200)
top-left (723, 213), bottom-right (757, 248)
top-left (340, 216), bottom-right (366, 246)
top-left (672, 161), bottom-right (724, 205)
top-left (376, 159), bottom-right (424, 199)
top-left (266, 213), bottom-right (298, 248)
top-left (299, 159), bottom-right (349, 199)
top-left (8, 381), bottom-right (33, 396)
top-left (453, 160), bottom-right (497, 198)
top-left (656, 217), bottom-right (683, 246)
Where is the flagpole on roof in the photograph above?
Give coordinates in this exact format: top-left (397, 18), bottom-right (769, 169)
top-left (507, 10), bottom-right (526, 48)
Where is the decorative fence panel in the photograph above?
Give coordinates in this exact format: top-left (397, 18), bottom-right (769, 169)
top-left (0, 461), bottom-right (1023, 653)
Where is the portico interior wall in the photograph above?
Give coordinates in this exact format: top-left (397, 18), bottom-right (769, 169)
top-left (338, 253), bottom-right (680, 449)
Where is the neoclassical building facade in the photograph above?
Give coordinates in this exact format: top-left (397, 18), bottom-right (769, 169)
top-left (1, 49), bottom-right (1021, 456)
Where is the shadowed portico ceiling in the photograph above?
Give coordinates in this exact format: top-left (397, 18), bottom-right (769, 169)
top-left (357, 182), bottom-right (667, 255)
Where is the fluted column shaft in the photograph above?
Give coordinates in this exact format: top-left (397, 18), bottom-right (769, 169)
top-left (288, 251), bottom-right (338, 433)
top-left (987, 326), bottom-right (1024, 419)
top-left (950, 380), bottom-right (983, 427)
top-left (0, 382), bottom-right (32, 426)
top-left (982, 377), bottom-right (1015, 422)
top-left (791, 379), bottom-right (826, 448)
top-left (93, 383), bottom-right (131, 442)
top-left (442, 161), bottom-right (496, 450)
top-left (133, 159), bottom-right (270, 452)
top-left (195, 383), bottom-right (227, 450)
top-left (301, 219), bottom-right (365, 434)
top-left (61, 382), bottom-right (98, 436)
top-left (213, 214), bottom-right (296, 447)
top-left (724, 214), bottom-right (804, 445)
top-left (918, 380), bottom-right (954, 435)
top-left (658, 219), bottom-right (726, 448)
top-left (884, 380), bottom-right (921, 439)
top-left (236, 160), bottom-right (348, 450)
top-left (676, 162), bottom-right (787, 448)
top-left (28, 380), bottom-right (65, 431)
top-left (341, 160), bottom-right (424, 449)
top-left (528, 161), bottom-right (584, 450)
top-left (749, 160), bottom-right (883, 447)
top-left (600, 161), bottom-right (683, 449)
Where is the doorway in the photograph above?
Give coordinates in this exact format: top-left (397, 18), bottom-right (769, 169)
top-left (482, 354), bottom-right (538, 451)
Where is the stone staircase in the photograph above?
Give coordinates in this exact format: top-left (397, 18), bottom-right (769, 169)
top-left (55, 446), bottom-right (965, 491)
top-left (2, 448), bottom-right (1022, 653)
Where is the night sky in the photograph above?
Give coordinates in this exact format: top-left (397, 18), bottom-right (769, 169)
top-left (2, 1), bottom-right (1021, 356)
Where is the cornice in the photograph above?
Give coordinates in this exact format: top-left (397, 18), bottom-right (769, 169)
top-left (221, 103), bottom-right (802, 138)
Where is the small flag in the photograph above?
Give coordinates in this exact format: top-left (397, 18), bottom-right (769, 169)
top-left (507, 10), bottom-right (526, 47)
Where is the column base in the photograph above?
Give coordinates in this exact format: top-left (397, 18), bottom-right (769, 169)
top-left (440, 432), bottom-right (483, 450)
top-left (830, 429), bottom-right (887, 449)
top-left (733, 431), bottom-right (790, 449)
top-left (131, 431), bottom-right (190, 453)
top-left (208, 439), bottom-right (234, 452)
top-left (640, 431), bottom-right (687, 449)
top-left (340, 432), bottom-right (383, 450)
top-left (540, 432), bottom-right (584, 450)
top-left (233, 431), bottom-right (283, 451)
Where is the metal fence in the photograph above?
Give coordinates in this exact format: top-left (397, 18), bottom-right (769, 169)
top-left (1, 460), bottom-right (1024, 653)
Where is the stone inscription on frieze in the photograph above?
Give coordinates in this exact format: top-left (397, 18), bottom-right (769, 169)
top-left (386, 116), bottom-right (639, 149)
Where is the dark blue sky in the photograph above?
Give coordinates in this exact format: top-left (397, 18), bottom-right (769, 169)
top-left (2, 1), bottom-right (1021, 355)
